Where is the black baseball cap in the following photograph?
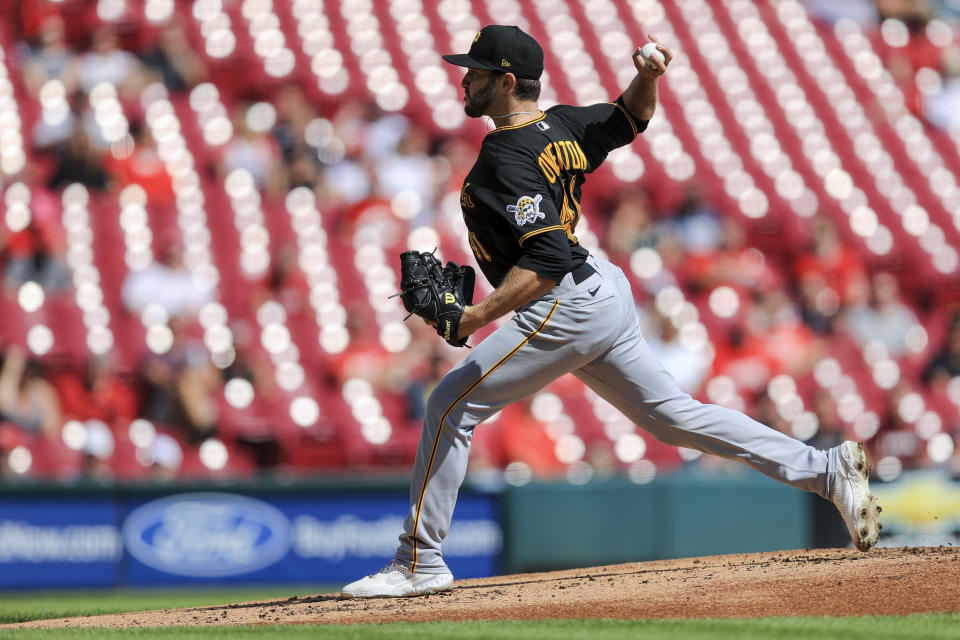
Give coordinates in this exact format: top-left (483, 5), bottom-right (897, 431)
top-left (443, 25), bottom-right (543, 80)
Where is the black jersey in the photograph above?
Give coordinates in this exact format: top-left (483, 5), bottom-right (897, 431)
top-left (460, 96), bottom-right (647, 287)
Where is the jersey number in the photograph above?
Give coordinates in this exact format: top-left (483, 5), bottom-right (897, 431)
top-left (460, 182), bottom-right (475, 208)
top-left (469, 232), bottom-right (492, 262)
top-left (559, 176), bottom-right (582, 242)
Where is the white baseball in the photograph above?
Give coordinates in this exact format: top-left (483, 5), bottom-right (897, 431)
top-left (640, 42), bottom-right (665, 68)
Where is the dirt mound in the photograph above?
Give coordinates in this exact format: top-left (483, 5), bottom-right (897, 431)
top-left (8, 547), bottom-right (959, 629)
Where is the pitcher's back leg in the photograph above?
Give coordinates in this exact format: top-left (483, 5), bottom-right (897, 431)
top-left (573, 265), bottom-right (832, 497)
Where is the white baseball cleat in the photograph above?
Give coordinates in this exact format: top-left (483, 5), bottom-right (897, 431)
top-left (832, 441), bottom-right (882, 552)
top-left (341, 562), bottom-right (454, 598)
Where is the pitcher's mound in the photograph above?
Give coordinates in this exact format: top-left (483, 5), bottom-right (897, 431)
top-left (10, 547), bottom-right (960, 629)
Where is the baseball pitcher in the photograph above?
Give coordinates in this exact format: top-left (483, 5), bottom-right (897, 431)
top-left (343, 25), bottom-right (881, 598)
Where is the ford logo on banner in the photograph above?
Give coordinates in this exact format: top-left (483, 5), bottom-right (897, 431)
top-left (123, 493), bottom-right (292, 578)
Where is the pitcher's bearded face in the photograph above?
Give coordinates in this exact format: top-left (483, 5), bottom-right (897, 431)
top-left (462, 70), bottom-right (498, 118)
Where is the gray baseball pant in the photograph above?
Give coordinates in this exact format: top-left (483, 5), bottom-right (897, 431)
top-left (394, 256), bottom-right (836, 574)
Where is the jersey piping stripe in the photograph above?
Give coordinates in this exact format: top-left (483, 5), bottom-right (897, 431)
top-left (409, 298), bottom-right (560, 573)
top-left (610, 102), bottom-right (638, 139)
top-left (518, 224), bottom-right (565, 246)
top-left (488, 113), bottom-right (547, 134)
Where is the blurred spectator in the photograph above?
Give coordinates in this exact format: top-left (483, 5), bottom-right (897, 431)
top-left (330, 312), bottom-right (396, 388)
top-left (50, 355), bottom-right (137, 428)
top-left (924, 312), bottom-right (960, 386)
top-left (843, 272), bottom-right (919, 358)
top-left (46, 124), bottom-right (109, 191)
top-left (77, 25), bottom-right (141, 94)
top-left (469, 401), bottom-right (565, 479)
top-left (374, 124), bottom-right (438, 223)
top-left (32, 91), bottom-right (78, 151)
top-left (745, 288), bottom-right (821, 377)
top-left (642, 309), bottom-right (711, 394)
top-left (603, 187), bottom-right (668, 256)
top-left (269, 86), bottom-right (324, 190)
top-left (795, 271), bottom-right (840, 336)
top-left (364, 112), bottom-right (412, 159)
top-left (221, 103), bottom-right (283, 192)
top-left (793, 216), bottom-right (868, 307)
top-left (142, 432), bottom-right (185, 482)
top-left (601, 188), bottom-right (684, 296)
top-left (0, 423), bottom-right (21, 479)
top-left (21, 15), bottom-right (77, 95)
top-left (684, 218), bottom-right (779, 295)
top-left (932, 0), bottom-right (960, 18)
top-left (1, 189), bottom-right (71, 292)
top-left (318, 160), bottom-right (373, 211)
top-left (77, 418), bottom-right (116, 479)
top-left (435, 136), bottom-right (481, 196)
top-left (808, 389), bottom-right (846, 451)
top-left (0, 347), bottom-right (62, 438)
top-left (344, 194), bottom-right (403, 248)
top-left (585, 440), bottom-right (619, 479)
top-left (332, 101), bottom-right (379, 154)
top-left (712, 327), bottom-right (774, 395)
top-left (877, 380), bottom-right (927, 467)
top-left (875, 0), bottom-right (933, 24)
top-left (924, 48), bottom-right (960, 131)
top-left (136, 320), bottom-right (219, 441)
top-left (314, 102), bottom-right (378, 208)
top-left (267, 243), bottom-right (310, 316)
top-left (122, 244), bottom-right (212, 316)
top-left (752, 390), bottom-right (790, 436)
top-left (803, 0), bottom-right (879, 25)
top-left (18, 0), bottom-right (63, 45)
top-left (140, 20), bottom-right (207, 92)
top-left (271, 85), bottom-right (316, 163)
top-left (104, 121), bottom-right (175, 206)
top-left (391, 321), bottom-right (462, 423)
top-left (285, 150), bottom-right (322, 191)
top-left (872, 4), bottom-right (945, 118)
top-left (221, 333), bottom-right (277, 401)
top-left (270, 88), bottom-right (325, 190)
top-left (402, 345), bottom-right (448, 422)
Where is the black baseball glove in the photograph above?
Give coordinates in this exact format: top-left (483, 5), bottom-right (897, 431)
top-left (393, 250), bottom-right (475, 347)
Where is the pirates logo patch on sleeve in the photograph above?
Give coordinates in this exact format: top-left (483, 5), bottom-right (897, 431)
top-left (506, 194), bottom-right (545, 226)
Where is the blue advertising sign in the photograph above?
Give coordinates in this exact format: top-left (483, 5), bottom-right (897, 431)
top-left (286, 493), bottom-right (501, 583)
top-left (121, 491), bottom-right (501, 585)
top-left (0, 498), bottom-right (121, 588)
top-left (0, 489), bottom-right (500, 588)
top-left (122, 493), bottom-right (293, 579)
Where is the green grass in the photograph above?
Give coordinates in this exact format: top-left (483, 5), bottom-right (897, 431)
top-left (0, 586), bottom-right (334, 625)
top-left (1, 615), bottom-right (959, 639)
top-left (0, 589), bottom-right (956, 639)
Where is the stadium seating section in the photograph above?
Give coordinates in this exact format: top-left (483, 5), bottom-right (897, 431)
top-left (0, 0), bottom-right (957, 483)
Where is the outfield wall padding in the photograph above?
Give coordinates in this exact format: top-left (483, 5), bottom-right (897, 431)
top-left (2, 469), bottom-right (950, 587)
top-left (500, 472), bottom-right (809, 573)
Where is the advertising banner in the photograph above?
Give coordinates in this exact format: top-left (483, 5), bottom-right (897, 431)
top-left (122, 490), bottom-right (501, 585)
top-left (0, 497), bottom-right (122, 588)
top-left (0, 488), bottom-right (502, 588)
top-left (874, 472), bottom-right (960, 548)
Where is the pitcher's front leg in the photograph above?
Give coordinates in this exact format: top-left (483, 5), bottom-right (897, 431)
top-left (396, 298), bottom-right (587, 574)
